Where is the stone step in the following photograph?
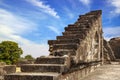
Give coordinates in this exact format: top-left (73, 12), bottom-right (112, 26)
top-left (66, 24), bottom-right (89, 27)
top-left (79, 15), bottom-right (95, 19)
top-left (62, 31), bottom-right (87, 36)
top-left (4, 72), bottom-right (60, 80)
top-left (77, 16), bottom-right (94, 22)
top-left (65, 27), bottom-right (89, 31)
top-left (79, 15), bottom-right (95, 20)
top-left (48, 39), bottom-right (80, 45)
top-left (35, 56), bottom-right (66, 64)
top-left (51, 50), bottom-right (76, 56)
top-left (52, 44), bottom-right (78, 50)
top-left (57, 35), bottom-right (85, 40)
top-left (21, 64), bottom-right (68, 73)
top-left (84, 15), bottom-right (98, 20)
top-left (74, 21), bottom-right (92, 27)
top-left (67, 25), bottom-right (90, 29)
top-left (77, 23), bottom-right (92, 28)
top-left (77, 19), bottom-right (92, 23)
top-left (50, 49), bottom-right (76, 55)
top-left (67, 24), bottom-right (89, 28)
top-left (86, 10), bottom-right (102, 16)
top-left (77, 17), bottom-right (90, 23)
top-left (79, 15), bottom-right (95, 22)
top-left (77, 19), bottom-right (89, 23)
top-left (67, 24), bottom-right (87, 28)
top-left (67, 24), bottom-right (75, 27)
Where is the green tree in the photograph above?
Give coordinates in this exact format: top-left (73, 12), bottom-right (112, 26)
top-left (24, 54), bottom-right (34, 60)
top-left (0, 41), bottom-right (23, 64)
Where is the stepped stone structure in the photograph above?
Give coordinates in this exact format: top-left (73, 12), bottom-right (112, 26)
top-left (4, 10), bottom-right (114, 80)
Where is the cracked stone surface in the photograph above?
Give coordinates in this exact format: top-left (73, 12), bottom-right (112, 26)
top-left (82, 64), bottom-right (120, 80)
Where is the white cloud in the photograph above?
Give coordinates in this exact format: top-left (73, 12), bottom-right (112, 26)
top-left (0, 9), bottom-right (37, 35)
top-left (22, 43), bottom-right (49, 58)
top-left (108, 0), bottom-right (120, 15)
top-left (18, 38), bottom-right (49, 58)
top-left (103, 27), bottom-right (120, 40)
top-left (48, 26), bottom-right (60, 35)
top-left (0, 31), bottom-right (49, 58)
top-left (79, 0), bottom-right (90, 6)
top-left (26, 0), bottom-right (60, 18)
top-left (0, 8), bottom-right (49, 58)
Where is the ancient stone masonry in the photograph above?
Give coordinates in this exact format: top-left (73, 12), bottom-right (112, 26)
top-left (5, 10), bottom-right (105, 80)
top-left (109, 37), bottom-right (120, 59)
top-left (0, 63), bottom-right (16, 80)
top-left (48, 10), bottom-right (103, 64)
top-left (103, 39), bottom-right (115, 63)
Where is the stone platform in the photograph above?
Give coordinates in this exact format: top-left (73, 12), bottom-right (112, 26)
top-left (4, 72), bottom-right (60, 80)
top-left (81, 64), bottom-right (120, 80)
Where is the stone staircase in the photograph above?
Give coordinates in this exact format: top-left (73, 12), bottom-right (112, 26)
top-left (4, 10), bottom-right (102, 80)
top-left (5, 56), bottom-right (70, 80)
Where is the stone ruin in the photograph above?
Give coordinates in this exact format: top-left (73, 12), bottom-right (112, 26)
top-left (103, 39), bottom-right (115, 63)
top-left (109, 37), bottom-right (120, 59)
top-left (4, 10), bottom-right (116, 80)
top-left (0, 62), bottom-right (16, 80)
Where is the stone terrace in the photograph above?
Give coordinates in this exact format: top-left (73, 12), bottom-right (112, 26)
top-left (81, 64), bottom-right (120, 80)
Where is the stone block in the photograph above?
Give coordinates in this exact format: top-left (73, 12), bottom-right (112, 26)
top-left (3, 65), bottom-right (16, 74)
top-left (57, 35), bottom-right (85, 40)
top-left (65, 26), bottom-right (89, 31)
top-left (68, 24), bottom-right (75, 27)
top-left (52, 44), bottom-right (78, 50)
top-left (48, 39), bottom-right (80, 45)
top-left (63, 31), bottom-right (87, 36)
top-left (51, 50), bottom-right (76, 56)
top-left (0, 65), bottom-right (16, 75)
top-left (21, 64), bottom-right (68, 73)
top-left (79, 15), bottom-right (95, 19)
top-left (5, 72), bottom-right (60, 80)
top-left (35, 56), bottom-right (66, 64)
top-left (77, 19), bottom-right (89, 23)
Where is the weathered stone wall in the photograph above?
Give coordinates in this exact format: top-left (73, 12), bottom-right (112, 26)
top-left (74, 10), bottom-right (103, 64)
top-left (59, 63), bottom-right (100, 80)
top-left (16, 59), bottom-right (35, 67)
top-left (48, 10), bottom-right (103, 64)
top-left (0, 65), bottom-right (16, 80)
top-left (103, 39), bottom-right (115, 63)
top-left (109, 37), bottom-right (120, 59)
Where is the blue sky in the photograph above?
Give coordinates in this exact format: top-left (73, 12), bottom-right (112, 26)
top-left (0, 0), bottom-right (120, 57)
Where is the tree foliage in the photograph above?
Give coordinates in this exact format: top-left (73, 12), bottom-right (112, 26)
top-left (0, 41), bottom-right (23, 64)
top-left (24, 54), bottom-right (34, 60)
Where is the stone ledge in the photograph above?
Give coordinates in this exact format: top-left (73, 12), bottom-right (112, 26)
top-left (52, 44), bottom-right (78, 50)
top-left (5, 72), bottom-right (60, 80)
top-left (63, 31), bottom-right (87, 36)
top-left (48, 39), bottom-right (80, 45)
top-left (21, 64), bottom-right (68, 73)
top-left (57, 35), bottom-right (85, 40)
top-left (65, 27), bottom-right (89, 31)
top-left (35, 56), bottom-right (66, 64)
top-left (50, 51), bottom-right (76, 56)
